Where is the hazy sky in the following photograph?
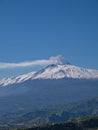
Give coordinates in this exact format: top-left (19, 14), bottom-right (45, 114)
top-left (0, 0), bottom-right (98, 78)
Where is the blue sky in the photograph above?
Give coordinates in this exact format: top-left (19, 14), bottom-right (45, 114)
top-left (0, 0), bottom-right (98, 78)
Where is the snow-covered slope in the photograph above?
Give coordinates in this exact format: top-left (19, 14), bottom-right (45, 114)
top-left (32, 64), bottom-right (98, 79)
top-left (0, 64), bottom-right (98, 86)
top-left (0, 71), bottom-right (35, 86)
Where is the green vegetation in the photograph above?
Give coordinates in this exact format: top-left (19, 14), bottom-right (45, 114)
top-left (18, 115), bottom-right (98, 130)
top-left (14, 97), bottom-right (98, 125)
top-left (0, 97), bottom-right (98, 129)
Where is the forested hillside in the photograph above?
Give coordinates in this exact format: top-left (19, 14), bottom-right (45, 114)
top-left (18, 115), bottom-right (98, 130)
top-left (0, 97), bottom-right (98, 129)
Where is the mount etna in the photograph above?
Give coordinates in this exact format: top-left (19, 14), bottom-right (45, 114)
top-left (0, 61), bottom-right (98, 129)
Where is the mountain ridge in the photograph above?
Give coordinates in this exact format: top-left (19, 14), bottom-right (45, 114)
top-left (0, 64), bottom-right (98, 86)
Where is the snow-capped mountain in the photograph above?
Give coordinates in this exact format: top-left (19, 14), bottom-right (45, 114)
top-left (33, 64), bottom-right (98, 79)
top-left (0, 63), bottom-right (98, 86)
top-left (0, 61), bottom-right (98, 120)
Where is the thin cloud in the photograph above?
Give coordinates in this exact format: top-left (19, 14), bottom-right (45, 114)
top-left (0, 55), bottom-right (68, 69)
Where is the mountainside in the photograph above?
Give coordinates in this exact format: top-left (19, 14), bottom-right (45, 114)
top-left (0, 64), bottom-right (98, 110)
top-left (0, 63), bottom-right (98, 129)
top-left (17, 115), bottom-right (98, 130)
top-left (0, 64), bottom-right (98, 86)
top-left (1, 97), bottom-right (98, 129)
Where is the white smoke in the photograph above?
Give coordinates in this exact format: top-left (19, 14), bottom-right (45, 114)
top-left (49, 55), bottom-right (69, 65)
top-left (0, 55), bottom-right (70, 69)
